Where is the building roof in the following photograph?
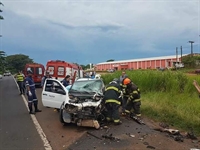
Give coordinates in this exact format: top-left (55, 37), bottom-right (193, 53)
top-left (96, 54), bottom-right (188, 65)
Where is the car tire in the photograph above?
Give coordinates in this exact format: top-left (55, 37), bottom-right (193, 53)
top-left (59, 103), bottom-right (65, 124)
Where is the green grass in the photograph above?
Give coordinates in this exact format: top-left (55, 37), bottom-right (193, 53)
top-left (101, 70), bottom-right (200, 135)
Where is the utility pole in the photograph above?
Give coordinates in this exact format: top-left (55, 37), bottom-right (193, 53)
top-left (188, 41), bottom-right (194, 57)
top-left (175, 47), bottom-right (178, 69)
top-left (180, 46), bottom-right (182, 63)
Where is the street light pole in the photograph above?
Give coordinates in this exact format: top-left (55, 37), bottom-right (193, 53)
top-left (188, 41), bottom-right (194, 56)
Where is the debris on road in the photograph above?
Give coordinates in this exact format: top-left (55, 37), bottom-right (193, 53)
top-left (146, 145), bottom-right (156, 149)
top-left (86, 131), bottom-right (102, 140)
top-left (186, 131), bottom-right (198, 140)
top-left (102, 134), bottom-right (120, 141)
top-left (159, 122), bottom-right (169, 128)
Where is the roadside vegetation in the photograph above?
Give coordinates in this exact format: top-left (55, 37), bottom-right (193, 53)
top-left (101, 69), bottom-right (200, 136)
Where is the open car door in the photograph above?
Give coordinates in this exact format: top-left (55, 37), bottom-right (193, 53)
top-left (41, 79), bottom-right (68, 109)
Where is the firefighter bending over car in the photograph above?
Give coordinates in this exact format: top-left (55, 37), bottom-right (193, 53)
top-left (103, 78), bottom-right (123, 125)
top-left (121, 78), bottom-right (144, 124)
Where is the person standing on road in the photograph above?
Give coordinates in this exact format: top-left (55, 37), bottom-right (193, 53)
top-left (25, 70), bottom-right (42, 114)
top-left (123, 78), bottom-right (144, 124)
top-left (41, 71), bottom-right (52, 88)
top-left (15, 71), bottom-right (25, 95)
top-left (103, 78), bottom-right (123, 125)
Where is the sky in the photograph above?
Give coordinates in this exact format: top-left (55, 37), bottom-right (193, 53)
top-left (0, 0), bottom-right (200, 66)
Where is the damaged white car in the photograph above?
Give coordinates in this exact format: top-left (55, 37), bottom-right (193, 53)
top-left (42, 78), bottom-right (105, 129)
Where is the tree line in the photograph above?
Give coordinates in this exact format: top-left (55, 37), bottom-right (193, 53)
top-left (0, 51), bottom-right (95, 74)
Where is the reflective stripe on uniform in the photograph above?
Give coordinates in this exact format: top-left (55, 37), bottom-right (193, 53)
top-left (114, 119), bottom-right (120, 123)
top-left (105, 86), bottom-right (119, 92)
top-left (17, 74), bottom-right (24, 81)
top-left (106, 117), bottom-right (111, 121)
top-left (125, 110), bottom-right (130, 113)
top-left (133, 99), bottom-right (141, 102)
top-left (105, 99), bottom-right (121, 105)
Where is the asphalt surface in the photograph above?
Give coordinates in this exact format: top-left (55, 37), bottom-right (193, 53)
top-left (0, 76), bottom-right (45, 150)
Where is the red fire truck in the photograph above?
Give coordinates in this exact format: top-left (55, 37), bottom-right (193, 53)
top-left (45, 60), bottom-right (83, 82)
top-left (24, 63), bottom-right (45, 86)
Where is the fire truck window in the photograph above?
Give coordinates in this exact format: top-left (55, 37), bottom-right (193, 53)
top-left (58, 67), bottom-right (64, 76)
top-left (27, 67), bottom-right (34, 74)
top-left (48, 66), bottom-right (54, 75)
top-left (36, 67), bottom-right (43, 75)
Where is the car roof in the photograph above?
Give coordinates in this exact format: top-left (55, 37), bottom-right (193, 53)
top-left (76, 78), bottom-right (102, 81)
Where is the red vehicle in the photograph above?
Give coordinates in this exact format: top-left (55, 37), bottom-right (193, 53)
top-left (45, 60), bottom-right (83, 83)
top-left (24, 63), bottom-right (45, 86)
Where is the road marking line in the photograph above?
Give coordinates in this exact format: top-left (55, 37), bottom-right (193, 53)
top-left (13, 76), bottom-right (52, 150)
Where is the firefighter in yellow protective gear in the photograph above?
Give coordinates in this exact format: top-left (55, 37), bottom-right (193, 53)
top-left (103, 78), bottom-right (122, 125)
top-left (123, 78), bottom-right (144, 124)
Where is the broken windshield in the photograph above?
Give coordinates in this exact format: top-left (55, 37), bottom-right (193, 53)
top-left (70, 79), bottom-right (104, 94)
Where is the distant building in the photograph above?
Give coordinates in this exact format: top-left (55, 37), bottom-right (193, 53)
top-left (95, 54), bottom-right (187, 71)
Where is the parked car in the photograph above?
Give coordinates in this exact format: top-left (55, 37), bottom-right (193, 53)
top-left (3, 71), bottom-right (11, 76)
top-left (0, 74), bottom-right (3, 79)
top-left (41, 78), bottom-right (105, 129)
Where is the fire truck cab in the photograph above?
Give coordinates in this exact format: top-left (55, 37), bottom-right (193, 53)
top-left (46, 60), bottom-right (83, 83)
top-left (24, 63), bottom-right (45, 86)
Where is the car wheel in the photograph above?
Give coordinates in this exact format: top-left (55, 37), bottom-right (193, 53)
top-left (59, 109), bottom-right (64, 123)
top-left (59, 103), bottom-right (65, 124)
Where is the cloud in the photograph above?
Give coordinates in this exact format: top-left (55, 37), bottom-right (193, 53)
top-left (2, 0), bottom-right (199, 65)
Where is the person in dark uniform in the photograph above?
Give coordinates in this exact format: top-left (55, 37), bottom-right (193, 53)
top-left (123, 78), bottom-right (144, 124)
top-left (103, 78), bottom-right (123, 125)
top-left (25, 70), bottom-right (42, 114)
top-left (61, 75), bottom-right (71, 87)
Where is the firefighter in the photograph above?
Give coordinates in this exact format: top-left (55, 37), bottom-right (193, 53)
top-left (123, 78), bottom-right (144, 124)
top-left (103, 78), bottom-right (123, 125)
top-left (15, 71), bottom-right (25, 95)
top-left (120, 77), bottom-right (129, 115)
top-left (25, 70), bottom-right (42, 114)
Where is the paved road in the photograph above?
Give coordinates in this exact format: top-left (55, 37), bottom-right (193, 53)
top-left (0, 76), bottom-right (45, 150)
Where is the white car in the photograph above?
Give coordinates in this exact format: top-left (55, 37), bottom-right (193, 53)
top-left (42, 78), bottom-right (105, 129)
top-left (0, 74), bottom-right (3, 79)
top-left (3, 71), bottom-right (11, 76)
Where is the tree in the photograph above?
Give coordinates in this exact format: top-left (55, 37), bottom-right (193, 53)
top-left (6, 54), bottom-right (34, 73)
top-left (182, 54), bottom-right (200, 68)
top-left (0, 50), bottom-right (6, 72)
top-left (106, 59), bottom-right (115, 62)
top-left (0, 2), bottom-right (3, 20)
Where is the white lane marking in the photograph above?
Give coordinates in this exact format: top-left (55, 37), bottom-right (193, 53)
top-left (13, 76), bottom-right (52, 150)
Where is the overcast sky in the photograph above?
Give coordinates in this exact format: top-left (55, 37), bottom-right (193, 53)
top-left (1, 0), bottom-right (199, 65)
